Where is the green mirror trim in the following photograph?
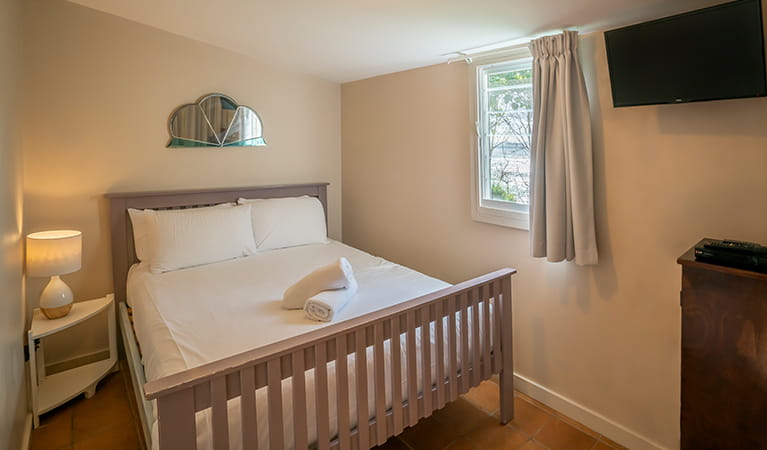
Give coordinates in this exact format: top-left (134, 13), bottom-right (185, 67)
top-left (167, 94), bottom-right (267, 148)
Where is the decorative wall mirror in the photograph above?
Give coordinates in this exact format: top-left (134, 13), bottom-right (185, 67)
top-left (167, 94), bottom-right (266, 147)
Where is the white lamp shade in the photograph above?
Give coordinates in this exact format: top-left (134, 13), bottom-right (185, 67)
top-left (26, 230), bottom-right (82, 277)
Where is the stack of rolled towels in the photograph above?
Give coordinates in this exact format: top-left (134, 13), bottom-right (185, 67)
top-left (282, 257), bottom-right (358, 322)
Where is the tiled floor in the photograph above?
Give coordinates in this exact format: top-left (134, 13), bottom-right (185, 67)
top-left (31, 366), bottom-right (625, 450)
top-left (30, 364), bottom-right (144, 450)
top-left (375, 380), bottom-right (626, 450)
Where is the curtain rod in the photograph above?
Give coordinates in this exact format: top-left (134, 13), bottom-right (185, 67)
top-left (446, 42), bottom-right (530, 64)
top-left (446, 28), bottom-right (582, 64)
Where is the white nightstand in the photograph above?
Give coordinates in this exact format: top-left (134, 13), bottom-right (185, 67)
top-left (28, 294), bottom-right (117, 428)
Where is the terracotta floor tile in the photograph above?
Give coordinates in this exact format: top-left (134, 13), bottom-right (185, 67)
top-left (515, 391), bottom-right (559, 417)
top-left (399, 416), bottom-right (461, 450)
top-left (463, 416), bottom-right (530, 450)
top-left (555, 413), bottom-right (600, 440)
top-left (461, 380), bottom-right (500, 413)
top-left (596, 436), bottom-right (628, 450)
top-left (512, 391), bottom-right (601, 441)
top-left (72, 395), bottom-right (133, 432)
top-left (72, 420), bottom-right (139, 450)
top-left (534, 418), bottom-right (598, 450)
top-left (445, 436), bottom-right (477, 449)
top-left (497, 396), bottom-right (553, 437)
top-left (38, 405), bottom-right (73, 428)
top-left (30, 407), bottom-right (73, 450)
top-left (592, 441), bottom-right (617, 450)
top-left (432, 397), bottom-right (491, 435)
top-left (519, 440), bottom-right (550, 450)
top-left (89, 371), bottom-right (126, 401)
top-left (372, 436), bottom-right (411, 449)
top-left (102, 370), bottom-right (126, 389)
top-left (73, 373), bottom-right (127, 413)
top-left (73, 374), bottom-right (134, 440)
top-left (513, 392), bottom-right (604, 441)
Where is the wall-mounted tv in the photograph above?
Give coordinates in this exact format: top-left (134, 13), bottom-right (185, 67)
top-left (605, 0), bottom-right (767, 107)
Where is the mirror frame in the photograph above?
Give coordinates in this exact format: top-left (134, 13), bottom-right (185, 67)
top-left (167, 93), bottom-right (267, 148)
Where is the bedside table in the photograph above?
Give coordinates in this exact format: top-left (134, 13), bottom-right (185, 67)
top-left (28, 293), bottom-right (117, 428)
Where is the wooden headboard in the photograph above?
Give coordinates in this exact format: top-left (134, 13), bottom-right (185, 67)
top-left (106, 183), bottom-right (329, 303)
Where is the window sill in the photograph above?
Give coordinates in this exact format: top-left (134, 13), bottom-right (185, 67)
top-left (472, 204), bottom-right (529, 231)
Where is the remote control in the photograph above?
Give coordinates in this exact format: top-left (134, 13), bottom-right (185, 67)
top-left (704, 239), bottom-right (767, 255)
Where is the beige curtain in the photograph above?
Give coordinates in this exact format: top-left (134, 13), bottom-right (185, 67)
top-left (529, 31), bottom-right (598, 265)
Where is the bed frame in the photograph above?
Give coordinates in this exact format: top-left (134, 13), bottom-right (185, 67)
top-left (107, 183), bottom-right (516, 450)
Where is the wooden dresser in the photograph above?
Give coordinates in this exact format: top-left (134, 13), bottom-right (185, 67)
top-left (678, 245), bottom-right (767, 449)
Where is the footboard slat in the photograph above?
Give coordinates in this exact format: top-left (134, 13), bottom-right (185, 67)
top-left (292, 350), bottom-right (309, 450)
top-left (459, 293), bottom-right (470, 394)
top-left (390, 315), bottom-right (404, 435)
top-left (482, 284), bottom-right (492, 380)
top-left (448, 296), bottom-right (458, 402)
top-left (355, 329), bottom-right (370, 448)
top-left (210, 377), bottom-right (230, 450)
top-left (471, 288), bottom-right (482, 388)
top-left (267, 359), bottom-right (284, 450)
top-left (373, 323), bottom-right (387, 445)
top-left (406, 310), bottom-right (419, 426)
top-left (492, 282), bottom-right (501, 374)
top-left (420, 305), bottom-right (433, 417)
top-left (435, 299), bottom-right (446, 409)
top-left (499, 276), bottom-right (515, 424)
top-left (156, 388), bottom-right (196, 449)
top-left (335, 336), bottom-right (351, 450)
top-left (144, 268), bottom-right (516, 450)
top-left (315, 342), bottom-right (331, 450)
top-left (239, 366), bottom-right (258, 450)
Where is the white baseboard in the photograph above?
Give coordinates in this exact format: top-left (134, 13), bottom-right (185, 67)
top-left (513, 373), bottom-right (671, 450)
top-left (20, 413), bottom-right (32, 450)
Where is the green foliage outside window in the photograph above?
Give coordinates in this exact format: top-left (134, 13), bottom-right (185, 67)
top-left (488, 69), bottom-right (533, 88)
top-left (491, 183), bottom-right (518, 202)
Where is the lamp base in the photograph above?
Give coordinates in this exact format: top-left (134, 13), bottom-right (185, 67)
top-left (41, 303), bottom-right (73, 319)
top-left (40, 275), bottom-right (74, 319)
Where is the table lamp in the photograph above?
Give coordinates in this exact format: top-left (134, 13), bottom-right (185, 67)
top-left (26, 230), bottom-right (82, 319)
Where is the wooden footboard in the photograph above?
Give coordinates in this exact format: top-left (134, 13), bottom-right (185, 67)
top-left (144, 268), bottom-right (516, 450)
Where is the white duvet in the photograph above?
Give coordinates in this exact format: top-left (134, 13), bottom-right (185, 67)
top-left (127, 240), bottom-right (466, 450)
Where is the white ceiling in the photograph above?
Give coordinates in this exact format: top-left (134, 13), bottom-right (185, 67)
top-left (67, 0), bottom-right (725, 83)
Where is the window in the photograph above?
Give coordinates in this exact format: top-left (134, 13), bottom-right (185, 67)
top-left (471, 52), bottom-right (533, 230)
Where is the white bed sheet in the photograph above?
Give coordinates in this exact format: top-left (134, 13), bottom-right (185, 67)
top-left (127, 240), bottom-right (458, 450)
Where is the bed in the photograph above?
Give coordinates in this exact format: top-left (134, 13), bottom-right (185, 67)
top-left (107, 183), bottom-right (516, 450)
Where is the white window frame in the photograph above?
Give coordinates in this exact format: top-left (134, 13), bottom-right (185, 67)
top-left (469, 47), bottom-right (533, 231)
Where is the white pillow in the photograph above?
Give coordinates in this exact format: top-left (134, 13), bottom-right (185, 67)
top-left (148, 205), bottom-right (256, 273)
top-left (128, 202), bottom-right (233, 262)
top-left (238, 196), bottom-right (328, 251)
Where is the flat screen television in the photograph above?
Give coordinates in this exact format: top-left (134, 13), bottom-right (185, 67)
top-left (605, 0), bottom-right (767, 107)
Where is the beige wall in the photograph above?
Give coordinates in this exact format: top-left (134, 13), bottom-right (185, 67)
top-left (0, 0), bottom-right (28, 447)
top-left (22, 0), bottom-right (341, 362)
top-left (341, 34), bottom-right (767, 448)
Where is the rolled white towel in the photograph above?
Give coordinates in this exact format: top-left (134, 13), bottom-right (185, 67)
top-left (304, 279), bottom-right (358, 322)
top-left (283, 257), bottom-right (356, 310)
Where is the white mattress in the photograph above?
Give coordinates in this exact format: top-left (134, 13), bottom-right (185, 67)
top-left (127, 240), bottom-right (460, 450)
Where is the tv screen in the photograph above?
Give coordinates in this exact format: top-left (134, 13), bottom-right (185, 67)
top-left (605, 0), bottom-right (767, 107)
